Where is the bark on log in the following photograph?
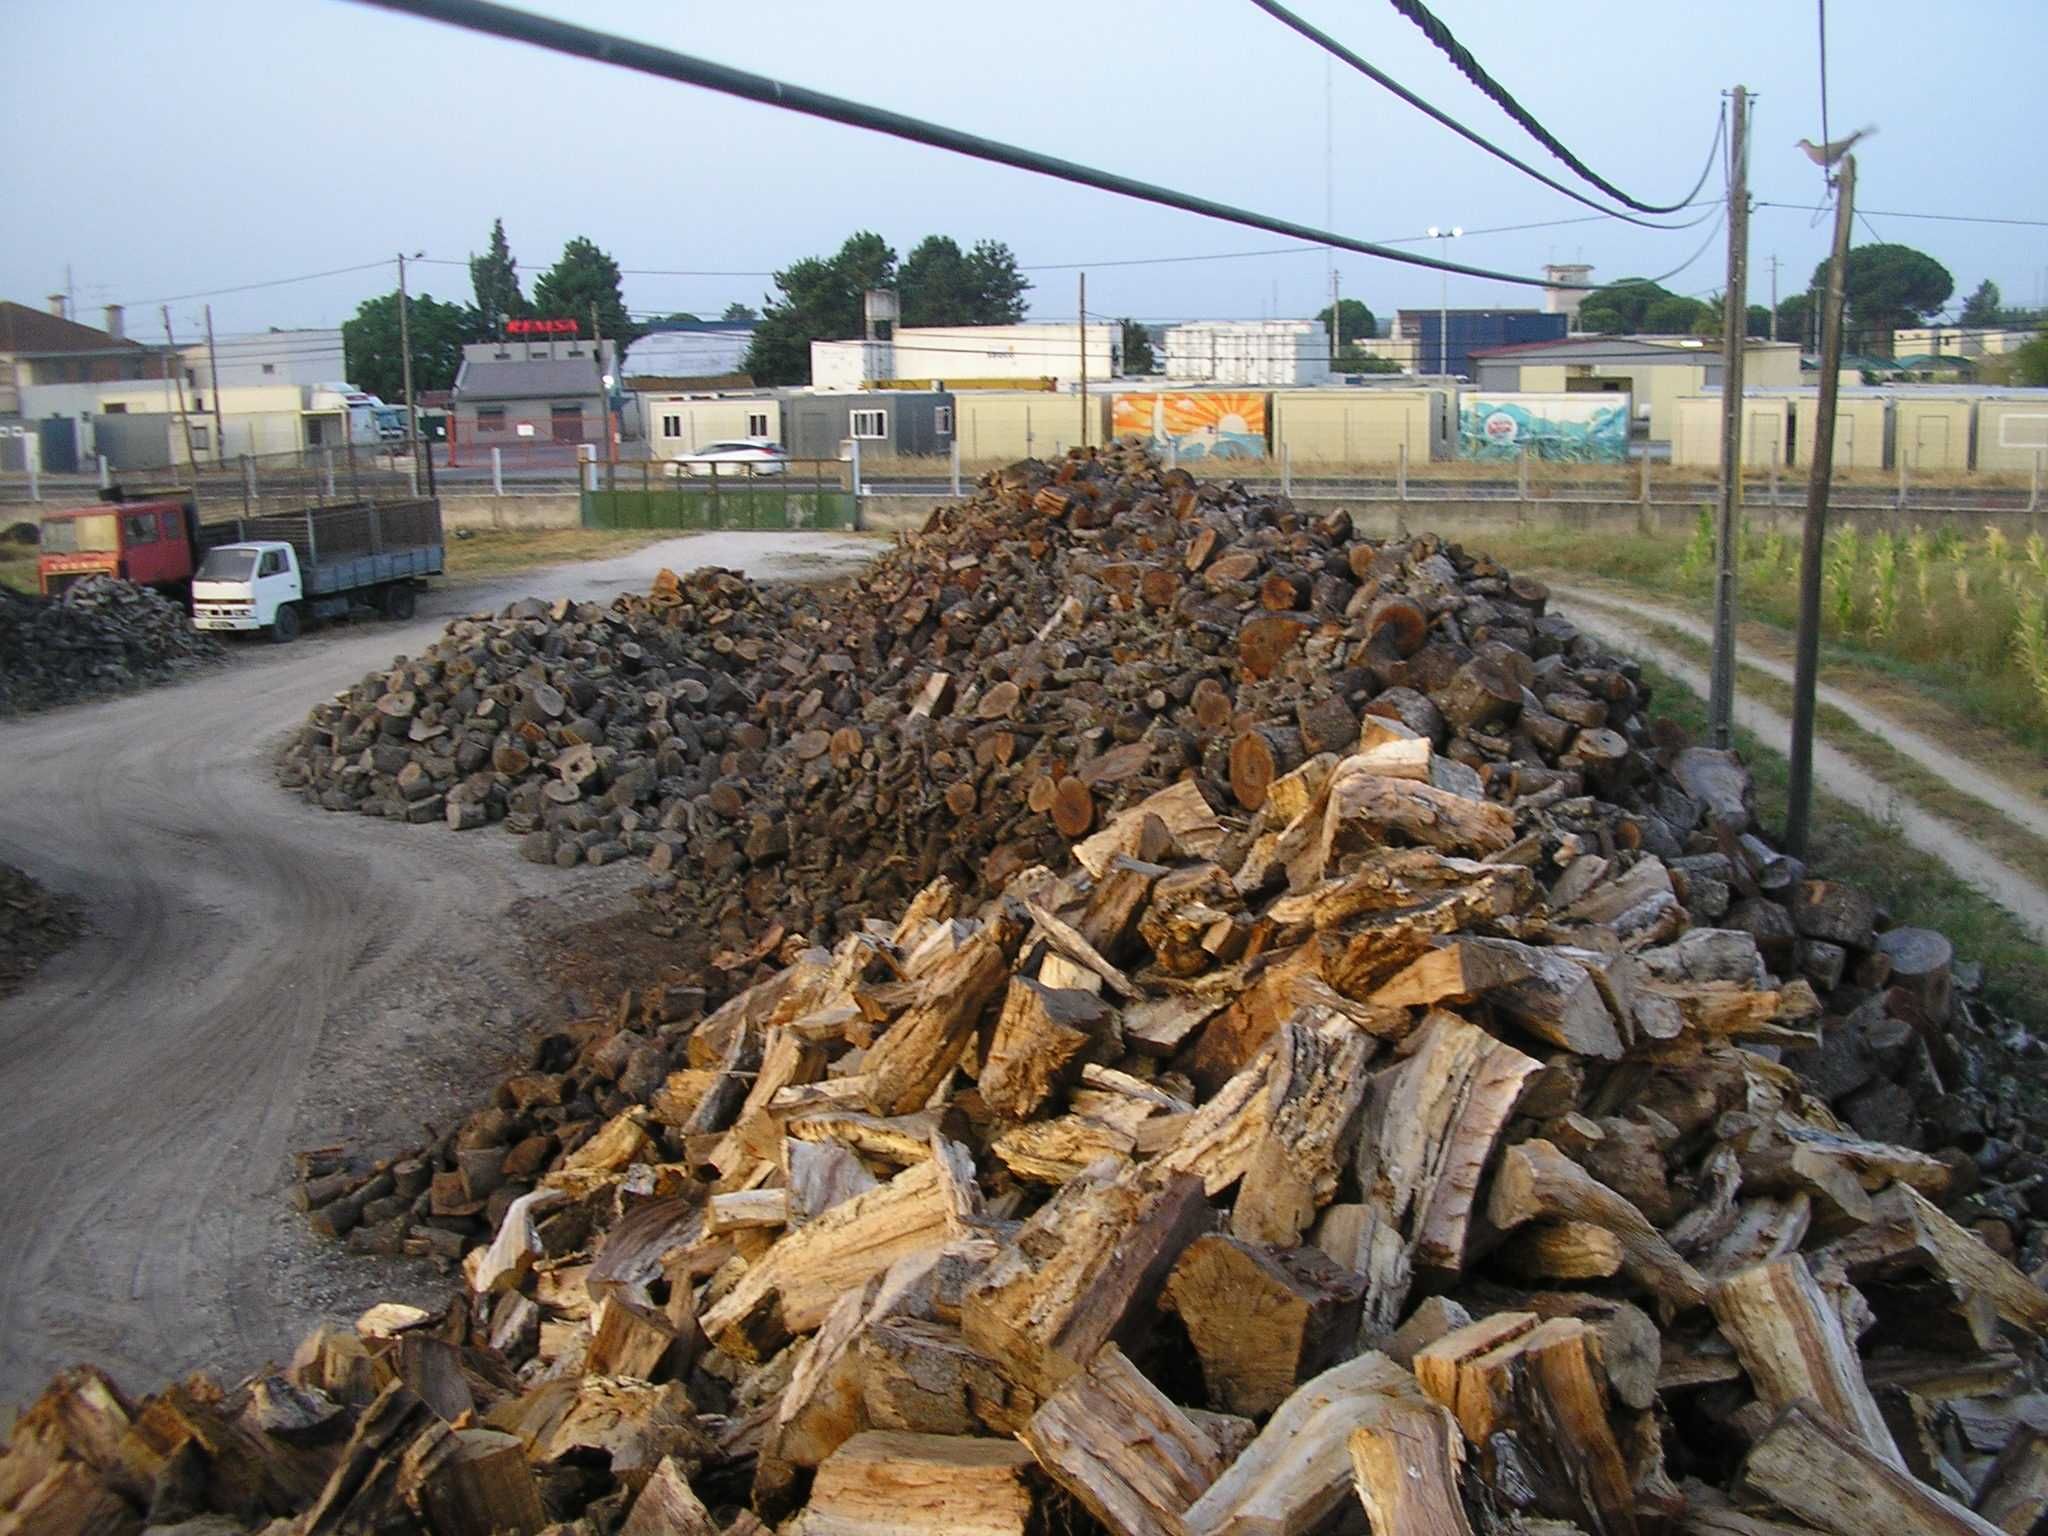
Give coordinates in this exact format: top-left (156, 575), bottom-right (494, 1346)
top-left (1740, 1401), bottom-right (2004, 1536)
top-left (1162, 1235), bottom-right (1365, 1416)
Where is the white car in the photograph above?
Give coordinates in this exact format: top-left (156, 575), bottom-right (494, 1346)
top-left (666, 439), bottom-right (789, 477)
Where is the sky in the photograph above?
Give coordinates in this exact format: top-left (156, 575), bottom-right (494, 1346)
top-left (2, 0), bottom-right (2041, 352)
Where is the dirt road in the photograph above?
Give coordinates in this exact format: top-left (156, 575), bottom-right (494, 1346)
top-left (1551, 596), bottom-right (2048, 945)
top-left (0, 532), bottom-right (880, 1415)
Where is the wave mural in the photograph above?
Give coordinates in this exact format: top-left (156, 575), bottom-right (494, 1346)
top-left (1458, 396), bottom-right (1629, 463)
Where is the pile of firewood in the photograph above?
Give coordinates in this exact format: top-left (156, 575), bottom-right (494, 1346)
top-left (277, 568), bottom-right (786, 853)
top-left (0, 575), bottom-right (224, 715)
top-left (0, 861), bottom-right (82, 996)
top-left (13, 718), bottom-right (2048, 1533)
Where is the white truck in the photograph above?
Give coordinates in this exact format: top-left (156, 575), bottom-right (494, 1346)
top-left (190, 498), bottom-right (444, 642)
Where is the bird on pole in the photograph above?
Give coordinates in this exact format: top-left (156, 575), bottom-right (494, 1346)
top-left (1795, 125), bottom-right (1876, 168)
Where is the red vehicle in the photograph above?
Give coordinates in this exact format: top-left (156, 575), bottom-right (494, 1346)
top-left (36, 495), bottom-right (206, 598)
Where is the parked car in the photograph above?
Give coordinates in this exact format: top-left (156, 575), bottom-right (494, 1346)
top-left (665, 439), bottom-right (789, 477)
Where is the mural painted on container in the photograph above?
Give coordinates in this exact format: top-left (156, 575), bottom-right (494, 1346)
top-left (1457, 396), bottom-right (1628, 463)
top-left (1113, 392), bottom-right (1268, 461)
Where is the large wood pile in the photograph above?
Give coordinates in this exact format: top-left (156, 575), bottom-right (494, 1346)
top-left (0, 575), bottom-right (224, 715)
top-left (0, 861), bottom-right (82, 997)
top-left (14, 728), bottom-right (2048, 1533)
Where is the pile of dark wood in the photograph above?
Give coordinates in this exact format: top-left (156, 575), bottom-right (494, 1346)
top-left (0, 575), bottom-right (224, 715)
top-left (277, 568), bottom-right (787, 850)
top-left (0, 861), bottom-right (81, 997)
top-left (14, 718), bottom-right (2048, 1533)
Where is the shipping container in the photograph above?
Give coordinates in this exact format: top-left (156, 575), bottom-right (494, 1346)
top-left (1270, 389), bottom-right (1448, 465)
top-left (952, 391), bottom-right (1107, 462)
top-left (1974, 397), bottom-right (2048, 475)
top-left (1890, 396), bottom-right (1972, 473)
top-left (643, 396), bottom-right (783, 460)
top-left (1671, 396), bottom-right (1791, 468)
top-left (1790, 394), bottom-right (1889, 471)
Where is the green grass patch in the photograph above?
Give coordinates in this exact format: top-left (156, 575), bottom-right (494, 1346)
top-left (1466, 521), bottom-right (2048, 755)
top-left (0, 553), bottom-right (37, 594)
top-left (1633, 655), bottom-right (2048, 1032)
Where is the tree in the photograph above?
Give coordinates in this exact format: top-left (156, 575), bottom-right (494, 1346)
top-left (898, 236), bottom-right (1032, 327)
top-left (1119, 319), bottom-right (1155, 374)
top-left (533, 236), bottom-right (636, 344)
top-left (468, 217), bottom-right (527, 337)
top-left (1747, 304), bottom-right (1772, 338)
top-left (743, 231), bottom-right (898, 385)
top-left (1960, 279), bottom-right (2002, 328)
top-left (2012, 326), bottom-right (2048, 387)
top-left (643, 312), bottom-right (702, 327)
top-left (1314, 298), bottom-right (1377, 347)
top-left (721, 302), bottom-right (759, 322)
top-left (1575, 277), bottom-right (1681, 335)
top-left (1642, 294), bottom-right (1707, 334)
top-left (1777, 291), bottom-right (1815, 349)
top-left (342, 290), bottom-right (471, 402)
top-left (1814, 242), bottom-right (1953, 353)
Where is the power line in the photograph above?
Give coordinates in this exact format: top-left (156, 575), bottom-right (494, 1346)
top-left (117, 259), bottom-right (396, 307)
top-left (1754, 201), bottom-right (2048, 229)
top-left (1816, 0), bottom-right (1831, 176)
top-left (347, 0), bottom-right (1593, 293)
top-left (1248, 0), bottom-right (1721, 229)
top-left (1382, 0), bottom-right (1711, 215)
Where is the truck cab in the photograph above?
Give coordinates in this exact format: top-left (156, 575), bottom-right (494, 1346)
top-left (37, 498), bottom-right (198, 597)
top-left (192, 541), bottom-right (309, 641)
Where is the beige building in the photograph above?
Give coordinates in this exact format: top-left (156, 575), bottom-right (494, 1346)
top-left (1671, 395), bottom-right (1792, 468)
top-left (1892, 325), bottom-right (2036, 360)
top-left (640, 394), bottom-right (782, 460)
top-left (1976, 397), bottom-right (2048, 474)
top-left (1472, 336), bottom-right (1801, 447)
top-left (952, 390), bottom-right (1104, 462)
top-left (1270, 389), bottom-right (1451, 465)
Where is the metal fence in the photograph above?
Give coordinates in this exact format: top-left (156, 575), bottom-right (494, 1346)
top-left (181, 445), bottom-right (422, 520)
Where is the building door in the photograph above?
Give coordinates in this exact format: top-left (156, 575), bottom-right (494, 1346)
top-left (1915, 415), bottom-right (1950, 470)
top-left (551, 405), bottom-right (584, 443)
top-left (38, 417), bottom-right (79, 474)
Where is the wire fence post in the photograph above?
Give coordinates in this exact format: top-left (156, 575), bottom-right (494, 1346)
top-left (1397, 440), bottom-right (1408, 501)
top-left (950, 436), bottom-right (961, 497)
top-left (240, 454), bottom-right (255, 515)
top-left (97, 453), bottom-right (110, 490)
top-left (322, 449), bottom-right (335, 503)
top-left (1281, 442), bottom-right (1292, 499)
top-left (1517, 445), bottom-right (1529, 504)
top-left (25, 434), bottom-right (40, 503)
top-left (492, 446), bottom-right (504, 497)
top-left (2032, 449), bottom-right (2042, 515)
top-left (1708, 82), bottom-right (1751, 751)
top-left (1639, 452), bottom-right (1650, 506)
top-left (850, 437), bottom-right (863, 498)
top-left (1897, 453), bottom-right (1908, 512)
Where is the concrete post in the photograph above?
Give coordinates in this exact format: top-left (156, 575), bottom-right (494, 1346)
top-left (1397, 441), bottom-right (1408, 501)
top-left (25, 433), bottom-right (40, 502)
top-left (950, 437), bottom-right (961, 497)
top-left (322, 449), bottom-right (335, 502)
top-left (2032, 449), bottom-right (2043, 515)
top-left (492, 446), bottom-right (504, 497)
top-left (850, 437), bottom-right (863, 498)
top-left (407, 452), bottom-right (419, 496)
top-left (1897, 453), bottom-right (1908, 511)
top-left (1517, 445), bottom-right (1530, 502)
top-left (580, 444), bottom-right (598, 492)
top-left (241, 453), bottom-right (256, 513)
top-left (1281, 443), bottom-right (1292, 499)
top-left (1769, 455), bottom-right (1779, 506)
top-left (97, 453), bottom-right (111, 490)
top-left (1640, 452), bottom-right (1651, 505)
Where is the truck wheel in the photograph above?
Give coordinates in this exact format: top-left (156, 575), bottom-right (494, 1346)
top-left (383, 583), bottom-right (416, 621)
top-left (269, 603), bottom-right (301, 643)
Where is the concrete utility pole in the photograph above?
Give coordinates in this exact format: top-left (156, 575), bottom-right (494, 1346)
top-left (1708, 84), bottom-right (1750, 749)
top-left (203, 303), bottom-right (227, 465)
top-left (1428, 226), bottom-right (1462, 375)
top-left (397, 250), bottom-right (420, 472)
top-left (1768, 255), bottom-right (1780, 341)
top-left (161, 306), bottom-right (199, 473)
top-left (1786, 154), bottom-right (1856, 857)
top-left (1329, 267), bottom-right (1341, 373)
top-left (1078, 273), bottom-right (1088, 451)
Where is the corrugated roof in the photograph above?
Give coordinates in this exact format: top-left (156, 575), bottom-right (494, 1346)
top-left (453, 356), bottom-right (606, 402)
top-left (1468, 336), bottom-right (1702, 360)
top-left (0, 300), bottom-right (149, 355)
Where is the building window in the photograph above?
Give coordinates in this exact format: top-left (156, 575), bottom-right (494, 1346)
top-left (103, 402), bottom-right (127, 415)
top-left (850, 408), bottom-right (888, 439)
top-left (747, 411), bottom-right (769, 437)
top-left (191, 426), bottom-right (210, 451)
top-left (934, 405), bottom-right (953, 435)
top-left (477, 406), bottom-right (506, 432)
top-left (262, 362), bottom-right (276, 375)
top-left (662, 414), bottom-right (682, 439)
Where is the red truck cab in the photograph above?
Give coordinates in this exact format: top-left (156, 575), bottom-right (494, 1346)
top-left (37, 498), bottom-right (199, 597)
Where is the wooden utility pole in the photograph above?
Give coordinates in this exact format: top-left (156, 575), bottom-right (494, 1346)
top-left (397, 251), bottom-right (419, 472)
top-left (1708, 84), bottom-right (1750, 749)
top-left (161, 306), bottom-right (200, 472)
top-left (1078, 272), bottom-right (1089, 451)
top-left (1786, 154), bottom-right (1856, 856)
top-left (203, 304), bottom-right (228, 464)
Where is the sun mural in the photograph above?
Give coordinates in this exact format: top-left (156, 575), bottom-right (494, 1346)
top-left (1112, 392), bottom-right (1268, 461)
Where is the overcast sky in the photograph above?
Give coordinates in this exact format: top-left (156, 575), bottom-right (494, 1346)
top-left (3, 0), bottom-right (2040, 347)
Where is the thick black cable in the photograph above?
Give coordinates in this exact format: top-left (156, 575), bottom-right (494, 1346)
top-left (1383, 0), bottom-right (1717, 214)
top-left (1251, 0), bottom-right (1716, 228)
top-left (346, 0), bottom-right (1591, 292)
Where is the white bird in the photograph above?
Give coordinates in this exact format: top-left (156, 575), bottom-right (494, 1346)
top-left (1796, 125), bottom-right (1876, 166)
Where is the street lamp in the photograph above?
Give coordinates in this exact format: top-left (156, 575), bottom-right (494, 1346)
top-left (1427, 226), bottom-right (1463, 376)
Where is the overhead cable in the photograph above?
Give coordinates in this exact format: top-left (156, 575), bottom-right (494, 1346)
top-left (1382, 0), bottom-right (1712, 214)
top-left (345, 0), bottom-right (1593, 292)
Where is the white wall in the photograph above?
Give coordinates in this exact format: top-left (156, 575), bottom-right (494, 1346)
top-left (812, 325), bottom-right (1114, 390)
top-left (186, 329), bottom-right (345, 390)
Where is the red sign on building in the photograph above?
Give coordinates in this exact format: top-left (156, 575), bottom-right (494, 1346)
top-left (506, 317), bottom-right (580, 336)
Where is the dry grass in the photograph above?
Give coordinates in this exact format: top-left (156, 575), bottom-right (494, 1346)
top-left (0, 553), bottom-right (38, 595)
top-left (441, 528), bottom-right (675, 581)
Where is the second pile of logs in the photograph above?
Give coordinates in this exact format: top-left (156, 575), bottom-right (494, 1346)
top-left (18, 717), bottom-right (2048, 1534)
top-left (0, 575), bottom-right (225, 715)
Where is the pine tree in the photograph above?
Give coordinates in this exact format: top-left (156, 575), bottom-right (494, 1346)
top-left (469, 218), bottom-right (527, 337)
